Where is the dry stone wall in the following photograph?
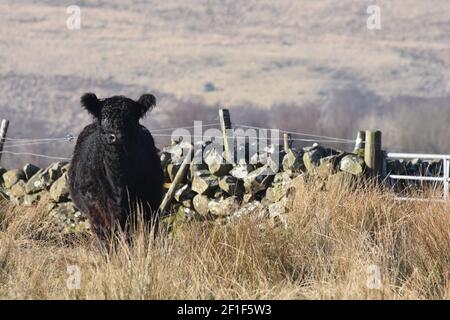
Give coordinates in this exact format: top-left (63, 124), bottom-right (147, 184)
top-left (0, 140), bottom-right (443, 234)
top-left (0, 161), bottom-right (90, 234)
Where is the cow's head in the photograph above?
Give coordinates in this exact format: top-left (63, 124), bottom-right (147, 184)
top-left (81, 93), bottom-right (156, 145)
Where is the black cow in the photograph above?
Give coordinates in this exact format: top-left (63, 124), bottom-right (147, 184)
top-left (68, 93), bottom-right (163, 240)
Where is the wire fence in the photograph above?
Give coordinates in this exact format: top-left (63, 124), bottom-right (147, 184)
top-left (0, 121), bottom-right (358, 163)
top-left (2, 117), bottom-right (449, 203)
top-left (0, 150), bottom-right (72, 161)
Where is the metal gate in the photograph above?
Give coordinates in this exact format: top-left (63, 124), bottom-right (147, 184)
top-left (385, 153), bottom-right (450, 202)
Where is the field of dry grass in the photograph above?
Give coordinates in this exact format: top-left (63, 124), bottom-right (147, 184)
top-left (0, 181), bottom-right (448, 300)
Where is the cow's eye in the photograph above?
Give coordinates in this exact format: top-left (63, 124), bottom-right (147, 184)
top-left (107, 134), bottom-right (117, 144)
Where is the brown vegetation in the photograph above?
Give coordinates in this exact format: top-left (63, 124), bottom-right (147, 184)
top-left (0, 181), bottom-right (448, 299)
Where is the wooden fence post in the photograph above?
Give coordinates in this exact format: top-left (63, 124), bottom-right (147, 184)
top-left (364, 130), bottom-right (382, 177)
top-left (0, 119), bottom-right (10, 164)
top-left (283, 133), bottom-right (292, 152)
top-left (158, 144), bottom-right (193, 214)
top-left (219, 109), bottom-right (233, 162)
top-left (353, 130), bottom-right (365, 157)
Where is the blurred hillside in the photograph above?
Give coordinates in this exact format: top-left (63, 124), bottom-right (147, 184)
top-left (0, 0), bottom-right (449, 167)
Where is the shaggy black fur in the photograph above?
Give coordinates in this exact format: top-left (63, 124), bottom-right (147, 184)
top-left (68, 93), bottom-right (163, 240)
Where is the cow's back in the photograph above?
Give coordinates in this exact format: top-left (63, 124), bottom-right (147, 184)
top-left (130, 125), bottom-right (164, 211)
top-left (68, 123), bottom-right (100, 210)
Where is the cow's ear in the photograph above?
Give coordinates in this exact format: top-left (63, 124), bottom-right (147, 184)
top-left (136, 94), bottom-right (156, 118)
top-left (81, 93), bottom-right (101, 118)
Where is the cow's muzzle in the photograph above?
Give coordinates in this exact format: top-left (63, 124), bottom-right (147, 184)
top-left (107, 134), bottom-right (117, 144)
top-left (102, 133), bottom-right (123, 145)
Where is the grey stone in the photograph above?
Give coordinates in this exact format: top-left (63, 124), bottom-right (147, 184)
top-left (316, 154), bottom-right (341, 178)
top-left (174, 184), bottom-right (196, 203)
top-left (303, 145), bottom-right (336, 174)
top-left (23, 192), bottom-right (44, 207)
top-left (263, 144), bottom-right (280, 154)
top-left (204, 148), bottom-right (232, 176)
top-left (230, 164), bottom-right (254, 179)
top-left (189, 162), bottom-right (208, 180)
top-left (243, 193), bottom-right (256, 203)
top-left (302, 143), bottom-right (319, 152)
top-left (25, 169), bottom-right (46, 194)
top-left (191, 169), bottom-right (210, 177)
top-left (218, 175), bottom-right (244, 196)
top-left (266, 153), bottom-right (282, 174)
top-left (256, 145), bottom-right (284, 171)
top-left (2, 169), bottom-right (25, 188)
top-left (233, 201), bottom-right (265, 219)
top-left (61, 163), bottom-right (71, 174)
top-left (164, 143), bottom-right (184, 164)
top-left (23, 163), bottom-right (40, 180)
top-left (234, 142), bottom-right (249, 165)
top-left (274, 171), bottom-right (293, 185)
top-left (49, 174), bottom-right (70, 202)
top-left (48, 168), bottom-right (62, 182)
top-left (250, 152), bottom-right (268, 166)
top-left (339, 154), bottom-right (365, 175)
top-left (10, 195), bottom-right (24, 206)
top-left (268, 200), bottom-right (287, 218)
top-left (181, 198), bottom-right (194, 209)
top-left (282, 149), bottom-right (305, 172)
top-left (25, 162), bottom-right (65, 192)
top-left (49, 162), bottom-right (68, 176)
top-left (208, 162), bottom-right (232, 177)
top-left (193, 194), bottom-right (210, 216)
top-left (266, 184), bottom-right (287, 203)
top-left (243, 165), bottom-right (274, 194)
top-left (191, 172), bottom-right (219, 196)
top-left (10, 180), bottom-right (27, 198)
top-left (49, 202), bottom-right (89, 234)
top-left (24, 166), bottom-right (60, 194)
top-left (208, 196), bottom-right (239, 217)
top-left (213, 189), bottom-right (224, 199)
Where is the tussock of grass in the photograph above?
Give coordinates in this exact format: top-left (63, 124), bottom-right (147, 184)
top-left (0, 182), bottom-right (448, 299)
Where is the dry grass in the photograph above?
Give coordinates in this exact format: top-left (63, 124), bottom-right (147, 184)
top-left (0, 182), bottom-right (449, 300)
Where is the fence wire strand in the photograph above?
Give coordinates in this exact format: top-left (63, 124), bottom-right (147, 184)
top-left (4, 140), bottom-right (71, 148)
top-left (0, 121), bottom-right (356, 162)
top-left (151, 122), bottom-right (221, 132)
top-left (0, 150), bottom-right (71, 161)
top-left (152, 133), bottom-right (355, 144)
top-left (233, 123), bottom-right (355, 142)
